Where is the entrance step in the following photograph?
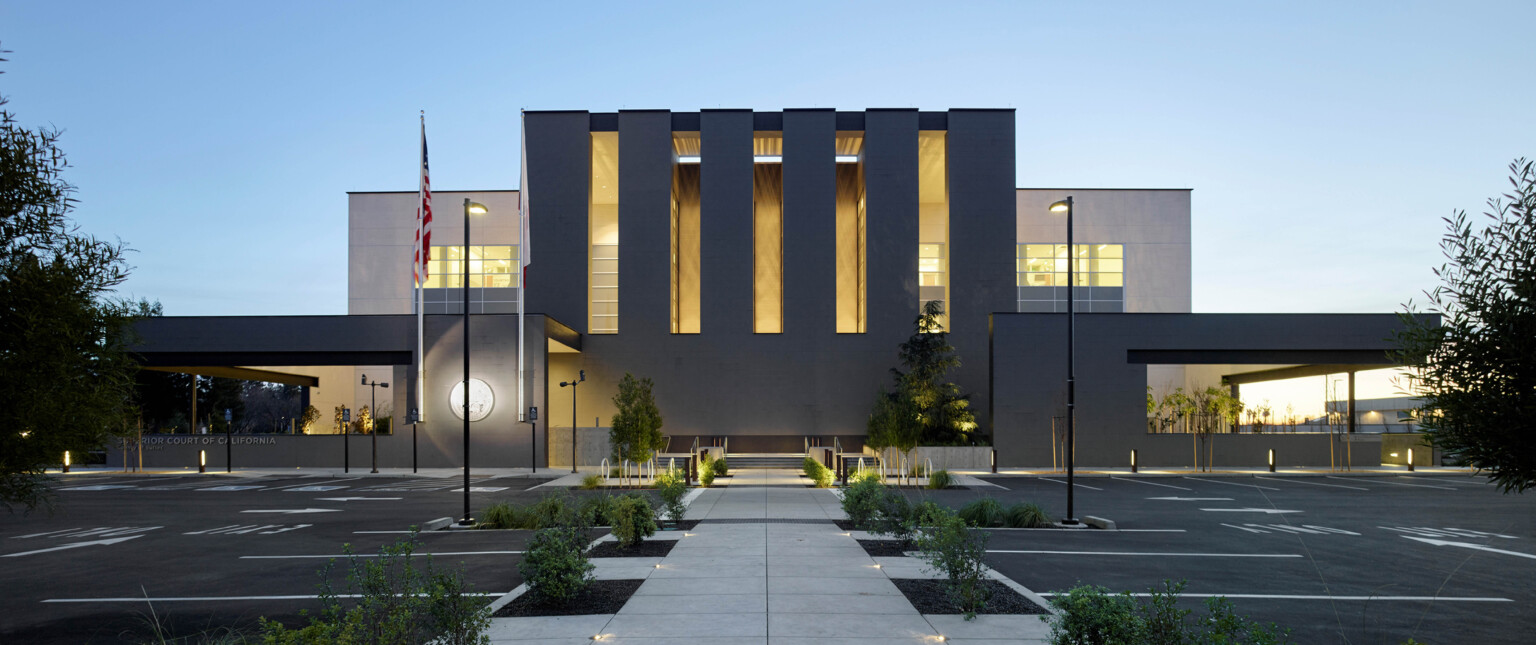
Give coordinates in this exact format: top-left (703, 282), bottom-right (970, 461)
top-left (725, 453), bottom-right (806, 469)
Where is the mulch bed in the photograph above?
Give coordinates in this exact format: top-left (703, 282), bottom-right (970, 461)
top-left (494, 579), bottom-right (644, 617)
top-left (891, 578), bottom-right (1051, 615)
top-left (587, 538), bottom-right (677, 558)
top-left (857, 539), bottom-right (913, 557)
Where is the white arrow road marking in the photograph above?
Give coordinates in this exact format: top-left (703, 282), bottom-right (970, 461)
top-left (1148, 497), bottom-right (1233, 501)
top-left (1, 535), bottom-right (144, 558)
top-left (1200, 508), bottom-right (1302, 514)
top-left (1185, 478), bottom-right (1281, 491)
top-left (314, 497), bottom-right (402, 502)
top-left (241, 508), bottom-right (340, 515)
top-left (988, 550), bottom-right (1300, 558)
top-left (1039, 478), bottom-right (1103, 491)
top-left (1112, 477), bottom-right (1193, 491)
top-left (1402, 536), bottom-right (1536, 559)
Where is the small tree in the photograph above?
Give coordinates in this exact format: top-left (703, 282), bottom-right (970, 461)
top-left (1395, 158), bottom-right (1536, 493)
top-left (299, 404), bottom-right (320, 434)
top-left (870, 301), bottom-right (979, 453)
top-left (609, 373), bottom-right (664, 468)
top-left (334, 405), bottom-right (347, 434)
top-left (352, 405), bottom-right (373, 435)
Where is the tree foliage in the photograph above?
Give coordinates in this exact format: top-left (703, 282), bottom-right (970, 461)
top-left (609, 372), bottom-right (664, 465)
top-left (1394, 158), bottom-right (1536, 493)
top-left (870, 301), bottom-right (980, 449)
top-left (0, 46), bottom-right (145, 512)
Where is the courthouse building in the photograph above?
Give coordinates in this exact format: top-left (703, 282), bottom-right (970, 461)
top-left (125, 108), bottom-right (1420, 470)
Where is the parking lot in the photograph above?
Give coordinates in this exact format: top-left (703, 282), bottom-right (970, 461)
top-left (955, 473), bottom-right (1536, 644)
top-left (0, 472), bottom-right (559, 644)
top-left (4, 470), bottom-right (1533, 644)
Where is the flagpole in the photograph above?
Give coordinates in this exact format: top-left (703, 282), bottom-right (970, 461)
top-left (516, 113), bottom-right (526, 424)
top-left (416, 112), bottom-right (427, 427)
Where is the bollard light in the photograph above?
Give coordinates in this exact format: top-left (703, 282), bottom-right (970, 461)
top-left (1268, 449), bottom-right (1275, 473)
top-left (63, 451), bottom-right (71, 474)
top-left (199, 449), bottom-right (207, 473)
top-left (991, 448), bottom-right (998, 474)
top-left (1130, 449), bottom-right (1137, 473)
top-left (1407, 448), bottom-right (1415, 472)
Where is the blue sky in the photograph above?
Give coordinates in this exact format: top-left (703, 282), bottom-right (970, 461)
top-left (2, 1), bottom-right (1532, 315)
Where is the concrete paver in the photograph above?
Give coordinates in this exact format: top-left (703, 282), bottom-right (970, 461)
top-left (487, 468), bottom-right (1052, 643)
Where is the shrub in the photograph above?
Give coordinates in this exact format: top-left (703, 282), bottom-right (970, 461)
top-left (1043, 580), bottom-right (1294, 645)
top-left (803, 455), bottom-right (818, 476)
top-left (578, 473), bottom-right (603, 490)
top-left (712, 456), bottom-right (729, 477)
top-left (478, 502), bottom-right (524, 530)
top-left (656, 469), bottom-right (688, 522)
top-left (259, 535), bottom-right (490, 644)
top-left (852, 468), bottom-right (882, 485)
top-left (1005, 502), bottom-right (1051, 528)
top-left (577, 495), bottom-right (615, 527)
top-left (698, 463), bottom-right (716, 487)
top-left (608, 494), bottom-right (657, 547)
top-left (518, 527), bottom-right (594, 605)
top-left (957, 497), bottom-right (1006, 528)
top-left (531, 492), bottom-right (581, 529)
top-left (926, 469), bottom-right (953, 489)
top-left (810, 460), bottom-right (834, 488)
top-left (868, 494), bottom-right (922, 542)
top-left (912, 505), bottom-right (992, 620)
top-left (840, 477), bottom-right (885, 529)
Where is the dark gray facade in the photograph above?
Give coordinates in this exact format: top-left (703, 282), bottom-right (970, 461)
top-left (990, 313), bottom-right (1433, 467)
top-left (524, 109), bottom-right (1015, 451)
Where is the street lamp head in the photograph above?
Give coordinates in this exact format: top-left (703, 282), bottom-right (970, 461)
top-left (380, 383), bottom-right (389, 388)
top-left (559, 381), bottom-right (569, 388)
top-left (579, 370), bottom-right (586, 382)
top-left (466, 201), bottom-right (488, 215)
top-left (1049, 198), bottom-right (1073, 213)
top-left (361, 374), bottom-right (368, 385)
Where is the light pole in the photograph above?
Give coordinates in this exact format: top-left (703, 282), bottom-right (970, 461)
top-left (1050, 196), bottom-right (1079, 525)
top-left (459, 199), bottom-right (488, 527)
top-left (362, 374), bottom-right (389, 474)
top-left (528, 406), bottom-right (538, 473)
top-left (560, 370), bottom-right (585, 474)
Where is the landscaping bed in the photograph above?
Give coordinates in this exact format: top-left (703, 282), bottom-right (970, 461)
top-left (856, 539), bottom-right (912, 557)
top-left (891, 578), bottom-right (1049, 615)
top-left (587, 538), bottom-right (676, 558)
top-left (494, 579), bottom-right (644, 617)
top-left (659, 519), bottom-right (701, 530)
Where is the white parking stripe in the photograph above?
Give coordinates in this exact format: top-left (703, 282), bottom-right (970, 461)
top-left (241, 550), bottom-right (523, 559)
top-left (264, 478), bottom-right (362, 490)
top-left (1039, 478), bottom-right (1103, 491)
top-left (1036, 592), bottom-right (1511, 602)
top-left (1255, 477), bottom-right (1368, 491)
top-left (1222, 523), bottom-right (1269, 534)
top-left (989, 550), bottom-right (1300, 558)
top-left (1334, 477), bottom-right (1455, 491)
top-left (1185, 478), bottom-right (1281, 491)
top-left (1113, 477), bottom-right (1192, 491)
top-left (44, 592), bottom-right (506, 602)
top-left (1258, 524), bottom-right (1326, 535)
top-left (12, 528), bottom-right (86, 539)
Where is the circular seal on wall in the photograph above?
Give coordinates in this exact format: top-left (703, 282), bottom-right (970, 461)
top-left (448, 378), bottom-right (494, 422)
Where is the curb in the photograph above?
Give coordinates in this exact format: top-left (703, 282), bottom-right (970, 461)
top-left (420, 516), bottom-right (454, 532)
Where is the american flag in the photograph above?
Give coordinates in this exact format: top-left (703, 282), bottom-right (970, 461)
top-left (413, 121), bottom-right (433, 285)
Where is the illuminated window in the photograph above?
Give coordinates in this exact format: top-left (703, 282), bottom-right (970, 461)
top-left (1016, 243), bottom-right (1123, 312)
top-left (423, 245), bottom-right (520, 289)
top-left (835, 131), bottom-right (866, 334)
top-left (754, 132), bottom-right (783, 334)
top-left (918, 131), bottom-right (949, 330)
top-left (590, 132), bottom-right (619, 334)
top-left (671, 132), bottom-right (701, 334)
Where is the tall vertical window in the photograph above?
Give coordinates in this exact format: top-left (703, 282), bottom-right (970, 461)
top-left (754, 132), bottom-right (783, 334)
top-left (589, 132), bottom-right (619, 334)
top-left (835, 132), bottom-right (866, 333)
top-left (918, 131), bottom-right (949, 330)
top-left (671, 132), bottom-right (701, 334)
top-left (1016, 243), bottom-right (1124, 312)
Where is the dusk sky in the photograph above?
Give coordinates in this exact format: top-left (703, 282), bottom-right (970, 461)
top-left (2, 1), bottom-right (1532, 316)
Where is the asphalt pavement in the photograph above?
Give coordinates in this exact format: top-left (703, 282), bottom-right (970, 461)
top-left (0, 471), bottom-right (559, 644)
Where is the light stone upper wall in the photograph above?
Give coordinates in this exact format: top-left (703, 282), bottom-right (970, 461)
top-left (1015, 189), bottom-right (1192, 313)
top-left (348, 191), bottom-right (521, 314)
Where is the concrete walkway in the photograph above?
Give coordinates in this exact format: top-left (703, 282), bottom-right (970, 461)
top-left (486, 468), bottom-right (1052, 644)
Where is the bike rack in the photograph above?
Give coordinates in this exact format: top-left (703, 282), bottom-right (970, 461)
top-left (600, 458), bottom-right (611, 485)
top-left (924, 457), bottom-right (934, 482)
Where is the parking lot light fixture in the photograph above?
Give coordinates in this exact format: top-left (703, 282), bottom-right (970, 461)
top-left (1050, 196), bottom-right (1079, 525)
